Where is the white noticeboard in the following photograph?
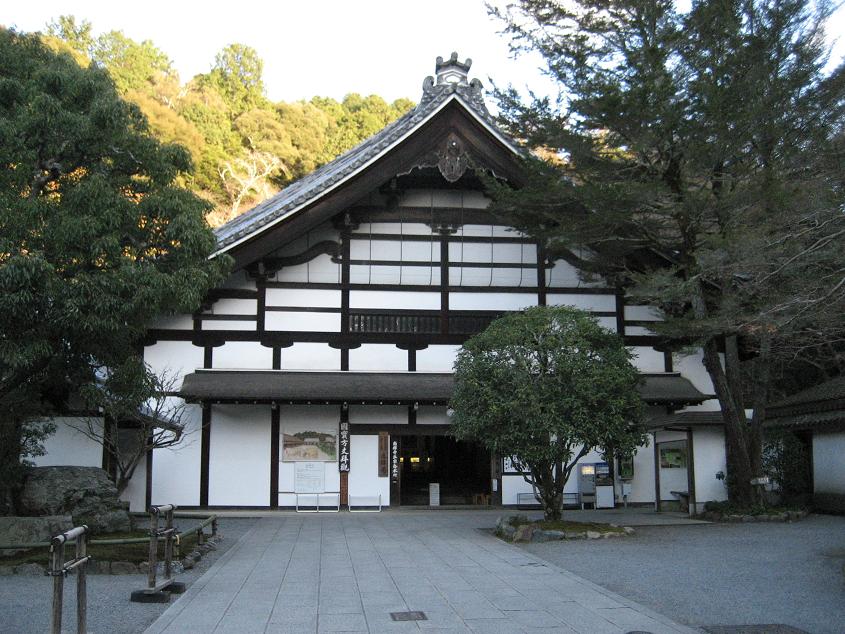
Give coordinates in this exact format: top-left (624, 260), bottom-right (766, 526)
top-left (429, 482), bottom-right (440, 506)
top-left (596, 485), bottom-right (615, 509)
top-left (294, 462), bottom-right (325, 493)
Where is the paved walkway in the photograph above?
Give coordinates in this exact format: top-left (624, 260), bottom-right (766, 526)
top-left (145, 512), bottom-right (701, 633)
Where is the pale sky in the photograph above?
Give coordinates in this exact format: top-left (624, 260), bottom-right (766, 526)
top-left (3, 1), bottom-right (843, 105)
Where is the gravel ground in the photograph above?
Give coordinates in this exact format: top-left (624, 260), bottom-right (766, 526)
top-left (0, 516), bottom-right (257, 634)
top-left (523, 513), bottom-right (845, 634)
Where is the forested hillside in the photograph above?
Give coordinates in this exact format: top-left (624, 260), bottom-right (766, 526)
top-left (42, 16), bottom-right (414, 226)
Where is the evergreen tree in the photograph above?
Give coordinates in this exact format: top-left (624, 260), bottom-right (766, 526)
top-left (488, 0), bottom-right (845, 505)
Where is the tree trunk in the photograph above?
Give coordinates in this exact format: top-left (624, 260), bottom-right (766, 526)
top-left (0, 417), bottom-right (24, 515)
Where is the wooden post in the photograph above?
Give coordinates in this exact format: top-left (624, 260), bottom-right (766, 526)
top-left (76, 531), bottom-right (87, 634)
top-left (50, 541), bottom-right (65, 634)
top-left (147, 509), bottom-right (158, 590)
top-left (164, 509), bottom-right (173, 581)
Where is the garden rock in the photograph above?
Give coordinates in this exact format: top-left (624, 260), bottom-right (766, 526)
top-left (181, 557), bottom-right (195, 570)
top-left (513, 524), bottom-right (535, 543)
top-left (534, 530), bottom-right (566, 542)
top-left (586, 531), bottom-right (601, 539)
top-left (18, 466), bottom-right (132, 534)
top-left (0, 515), bottom-right (73, 556)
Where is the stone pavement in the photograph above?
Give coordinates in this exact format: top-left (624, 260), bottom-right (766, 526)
top-left (145, 512), bottom-right (702, 633)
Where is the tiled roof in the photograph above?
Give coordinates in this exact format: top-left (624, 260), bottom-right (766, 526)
top-left (768, 375), bottom-right (845, 410)
top-left (180, 370), bottom-right (708, 405)
top-left (213, 57), bottom-right (520, 255)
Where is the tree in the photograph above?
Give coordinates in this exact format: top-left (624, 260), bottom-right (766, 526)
top-left (202, 43), bottom-right (267, 115)
top-left (70, 368), bottom-right (190, 495)
top-left (450, 306), bottom-right (645, 520)
top-left (488, 0), bottom-right (845, 506)
top-left (0, 29), bottom-right (229, 512)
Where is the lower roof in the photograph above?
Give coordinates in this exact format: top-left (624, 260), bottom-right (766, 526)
top-left (179, 370), bottom-right (709, 406)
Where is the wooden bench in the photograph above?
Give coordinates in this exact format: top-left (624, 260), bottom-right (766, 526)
top-left (517, 492), bottom-right (580, 509)
top-left (348, 494), bottom-right (382, 512)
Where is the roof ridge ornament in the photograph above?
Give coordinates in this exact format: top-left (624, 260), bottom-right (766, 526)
top-left (419, 52), bottom-right (489, 116)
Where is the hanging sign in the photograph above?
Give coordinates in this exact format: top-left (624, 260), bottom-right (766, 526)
top-left (294, 462), bottom-right (325, 493)
top-left (339, 421), bottom-right (350, 472)
top-left (391, 439), bottom-right (400, 483)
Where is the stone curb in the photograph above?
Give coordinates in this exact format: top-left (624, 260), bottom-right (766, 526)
top-left (494, 515), bottom-right (635, 544)
top-left (0, 536), bottom-right (222, 576)
top-left (699, 509), bottom-right (809, 523)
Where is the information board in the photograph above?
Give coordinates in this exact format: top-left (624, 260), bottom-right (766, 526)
top-left (294, 462), bottom-right (325, 493)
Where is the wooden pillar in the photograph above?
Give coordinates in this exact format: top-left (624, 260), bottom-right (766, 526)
top-left (536, 243), bottom-right (547, 306)
top-left (440, 233), bottom-right (449, 334)
top-left (270, 406), bottom-right (280, 508)
top-left (200, 404), bottom-right (211, 508)
top-left (653, 432), bottom-right (661, 512)
top-left (686, 428), bottom-right (696, 516)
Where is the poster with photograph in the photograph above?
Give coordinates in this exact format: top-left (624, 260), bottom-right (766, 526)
top-left (282, 421), bottom-right (337, 462)
top-left (660, 445), bottom-right (687, 469)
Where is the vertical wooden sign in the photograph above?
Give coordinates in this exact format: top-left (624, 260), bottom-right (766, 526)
top-left (339, 421), bottom-right (350, 472)
top-left (378, 432), bottom-right (389, 477)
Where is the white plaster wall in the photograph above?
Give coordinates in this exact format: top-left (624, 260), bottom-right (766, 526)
top-left (626, 439), bottom-right (657, 504)
top-left (278, 405), bottom-right (340, 506)
top-left (202, 319), bottom-right (256, 331)
top-left (265, 312), bottom-right (341, 332)
top-left (547, 293), bottom-right (617, 312)
top-left (400, 189), bottom-right (490, 210)
top-left (265, 289), bottom-right (341, 308)
top-left (120, 432), bottom-right (146, 512)
top-left (152, 314), bottom-right (194, 330)
top-left (281, 343), bottom-right (340, 370)
top-left (625, 305), bottom-right (662, 321)
top-left (220, 271), bottom-right (257, 291)
top-left (449, 292), bottom-right (537, 311)
top-left (813, 431), bottom-right (845, 494)
top-left (34, 417), bottom-right (103, 467)
top-left (361, 222), bottom-right (432, 235)
top-left (630, 347), bottom-right (666, 373)
top-left (213, 341), bottom-right (273, 369)
top-left (350, 290), bottom-right (440, 310)
top-left (595, 316), bottom-right (618, 333)
top-left (348, 434), bottom-right (391, 505)
top-left (449, 267), bottom-right (536, 287)
top-left (415, 345), bottom-right (461, 372)
top-left (418, 406), bottom-right (450, 425)
top-left (626, 325), bottom-right (658, 336)
top-left (208, 405), bottom-right (271, 506)
top-left (459, 224), bottom-right (515, 237)
top-left (351, 238), bottom-right (440, 262)
top-left (349, 405), bottom-right (407, 426)
top-left (673, 351), bottom-right (720, 411)
top-left (144, 340), bottom-right (205, 386)
top-left (693, 428), bottom-right (728, 510)
top-left (274, 254), bottom-right (340, 284)
top-left (208, 298), bottom-right (256, 315)
top-left (546, 259), bottom-right (605, 287)
top-left (501, 448), bottom-right (606, 505)
top-left (349, 345), bottom-right (408, 371)
top-left (150, 403), bottom-right (202, 507)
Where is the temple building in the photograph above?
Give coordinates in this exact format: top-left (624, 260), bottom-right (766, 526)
top-left (39, 54), bottom-right (729, 514)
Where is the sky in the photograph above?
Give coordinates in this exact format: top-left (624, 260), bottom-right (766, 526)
top-left (3, 1), bottom-right (844, 105)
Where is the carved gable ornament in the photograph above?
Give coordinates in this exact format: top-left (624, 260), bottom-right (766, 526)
top-left (437, 134), bottom-right (469, 183)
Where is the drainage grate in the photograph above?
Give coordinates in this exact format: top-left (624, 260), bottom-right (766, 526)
top-left (390, 611), bottom-right (427, 622)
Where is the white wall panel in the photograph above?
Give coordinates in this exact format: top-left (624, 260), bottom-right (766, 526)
top-left (350, 291), bottom-right (440, 310)
top-left (208, 405), bottom-right (270, 506)
top-left (415, 345), bottom-right (461, 372)
top-left (399, 189), bottom-right (489, 209)
top-left (265, 289), bottom-right (341, 308)
top-left (152, 314), bottom-right (194, 330)
top-left (626, 326), bottom-right (658, 336)
top-left (349, 345), bottom-right (408, 371)
top-left (144, 341), bottom-right (205, 384)
top-left (627, 438), bottom-right (657, 504)
top-left (813, 431), bottom-right (845, 495)
top-left (673, 351), bottom-right (720, 411)
top-left (281, 344), bottom-right (340, 370)
top-left (265, 312), bottom-right (341, 332)
top-left (450, 267), bottom-right (536, 287)
top-left (547, 293), bottom-right (616, 312)
top-left (35, 417), bottom-right (103, 467)
top-left (278, 406), bottom-right (340, 502)
top-left (692, 428), bottom-right (728, 511)
top-left (220, 271), bottom-right (257, 290)
top-left (630, 347), bottom-right (667, 373)
top-left (121, 432), bottom-right (146, 512)
top-left (361, 222), bottom-right (432, 235)
top-left (449, 292), bottom-right (537, 311)
top-left (596, 316), bottom-right (618, 332)
top-left (209, 299), bottom-right (257, 315)
top-left (418, 406), bottom-right (450, 425)
top-left (625, 305), bottom-right (663, 321)
top-left (151, 403), bottom-right (202, 507)
top-left (202, 319), bottom-right (256, 331)
top-left (349, 405), bottom-right (407, 425)
top-left (213, 341), bottom-right (273, 369)
top-left (274, 254), bottom-right (340, 284)
top-left (348, 435), bottom-right (391, 505)
top-left (460, 224), bottom-right (516, 237)
top-left (350, 239), bottom-right (440, 262)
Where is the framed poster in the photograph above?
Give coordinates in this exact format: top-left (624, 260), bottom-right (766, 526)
top-left (617, 454), bottom-right (635, 479)
top-left (660, 444), bottom-right (687, 469)
top-left (294, 462), bottom-right (325, 493)
top-left (282, 421), bottom-right (337, 462)
top-left (502, 455), bottom-right (528, 475)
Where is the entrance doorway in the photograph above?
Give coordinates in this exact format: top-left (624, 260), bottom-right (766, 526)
top-left (398, 435), bottom-right (490, 505)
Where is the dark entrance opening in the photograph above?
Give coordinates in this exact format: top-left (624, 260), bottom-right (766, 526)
top-left (398, 435), bottom-right (490, 505)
